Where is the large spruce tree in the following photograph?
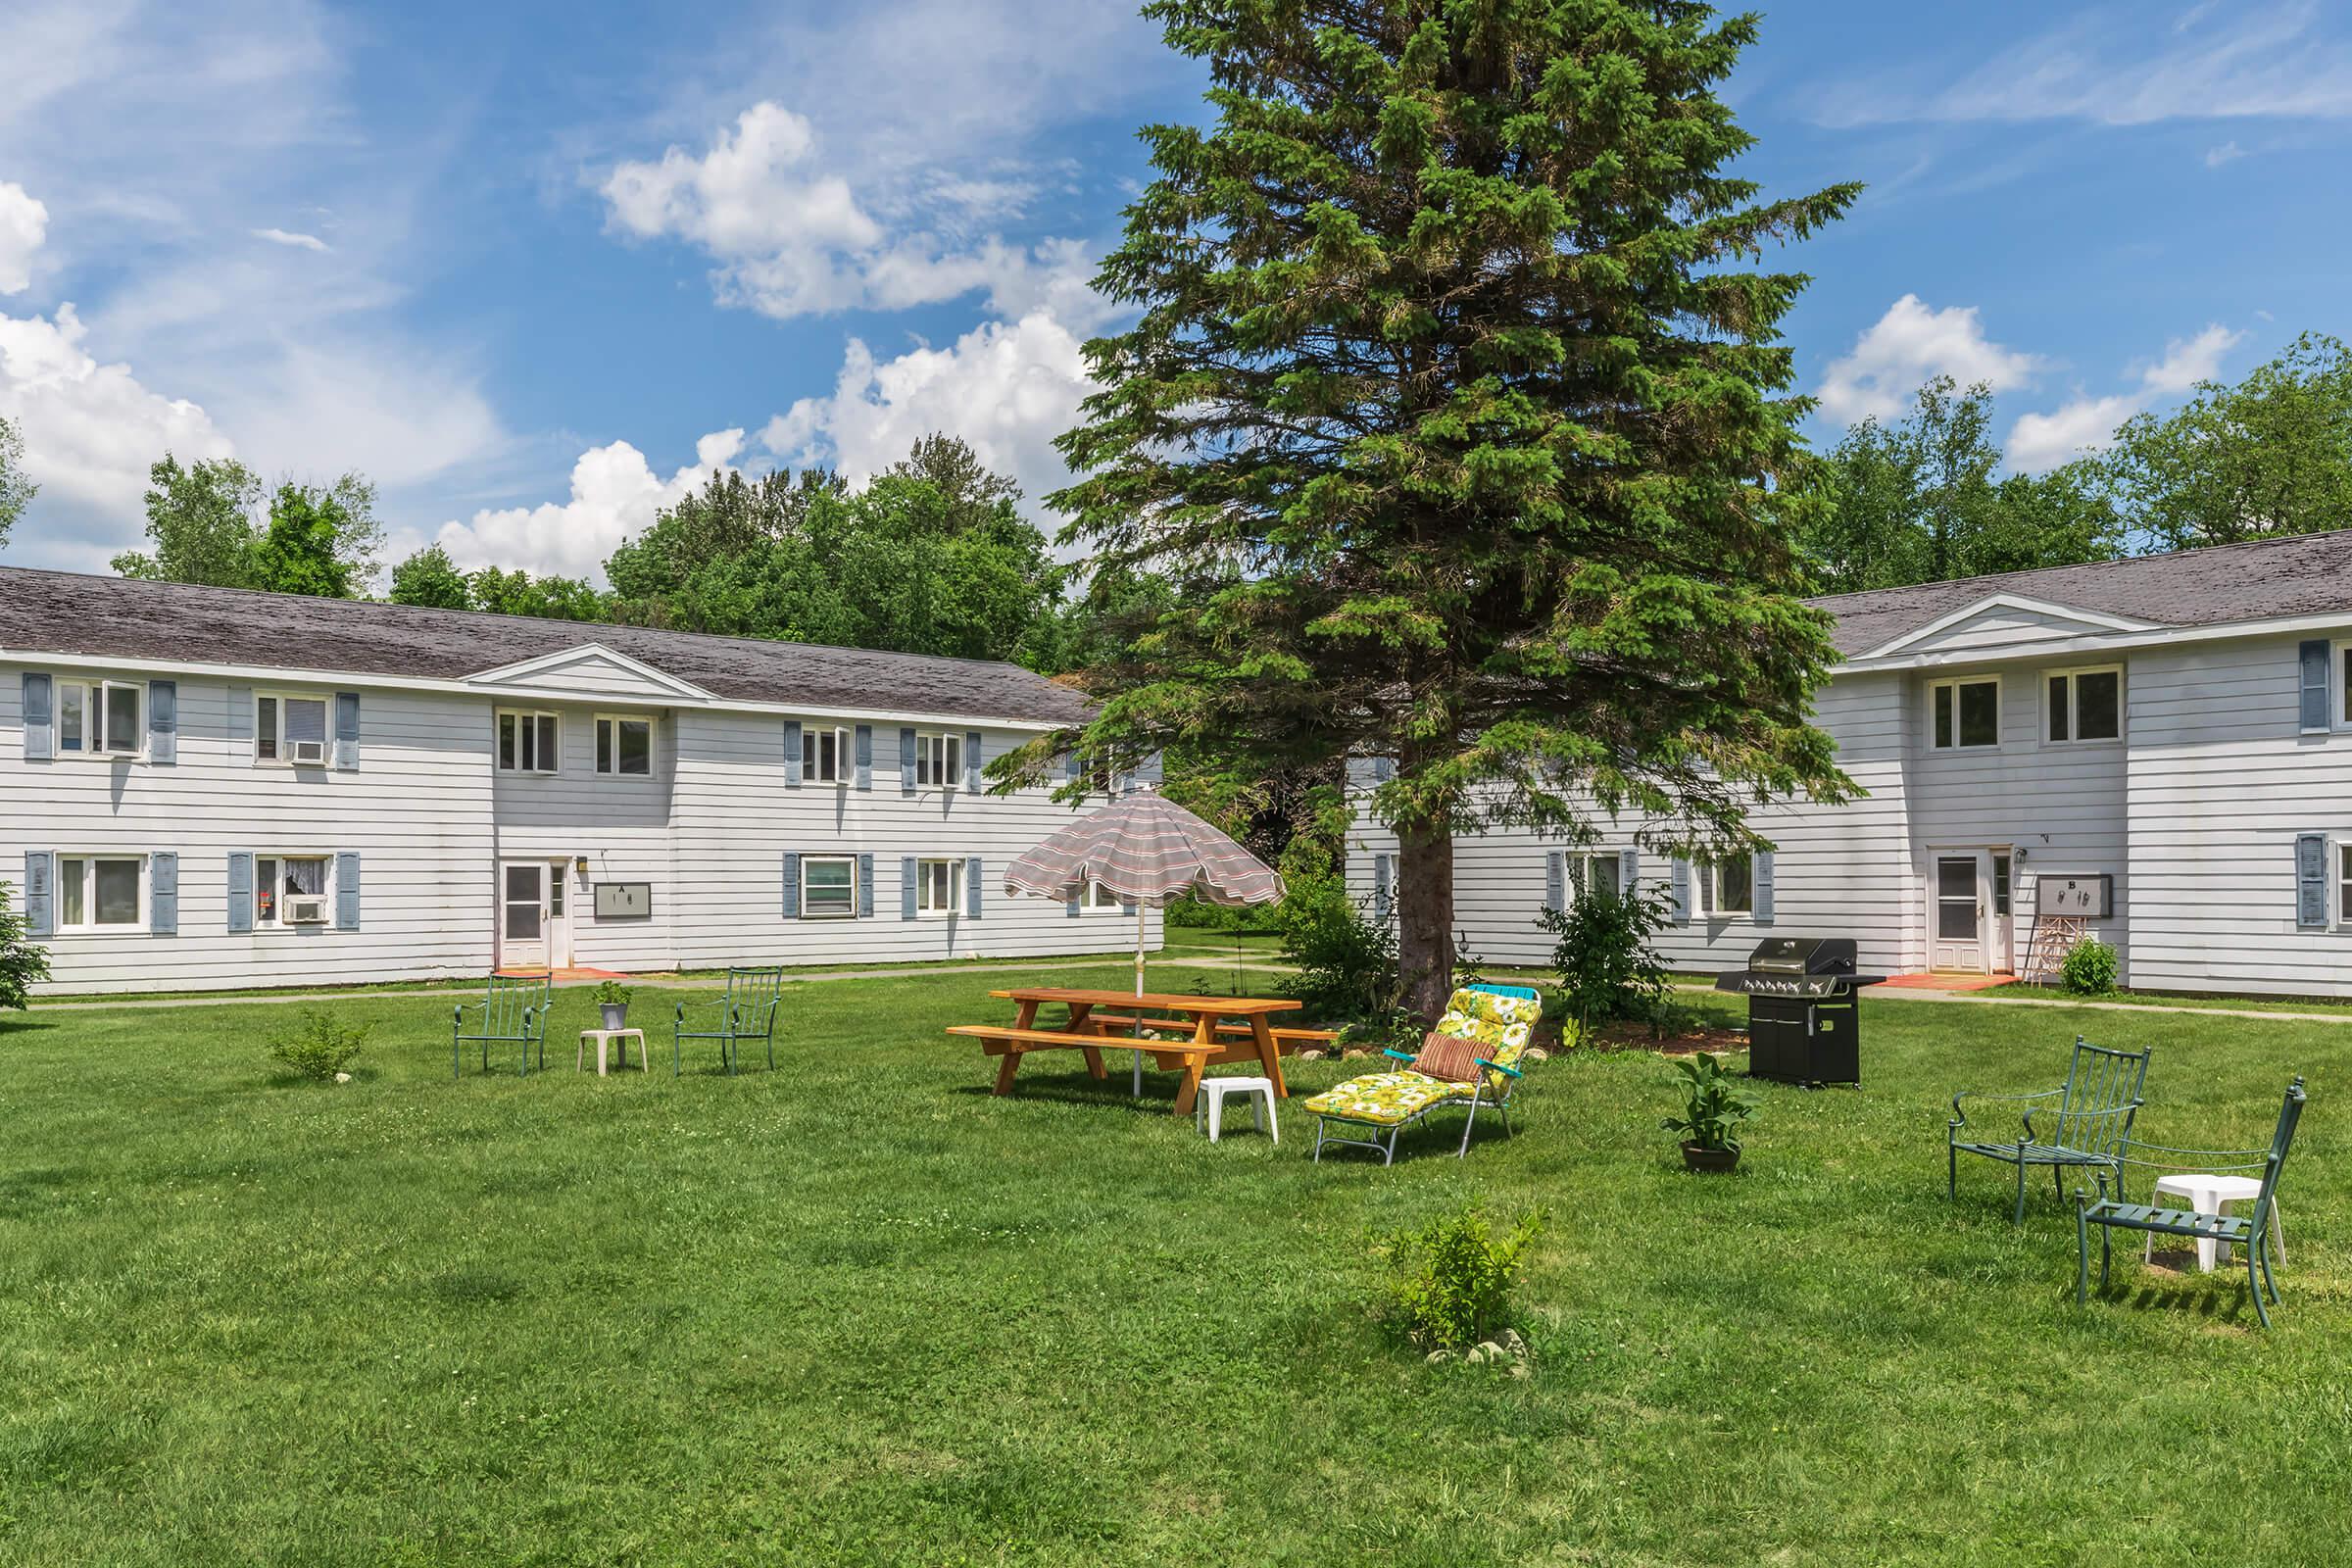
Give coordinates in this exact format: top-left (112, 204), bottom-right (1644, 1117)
top-left (1048, 1), bottom-right (1858, 1015)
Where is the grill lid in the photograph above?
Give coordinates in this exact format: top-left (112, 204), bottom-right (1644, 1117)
top-left (1742, 936), bottom-right (1858, 975)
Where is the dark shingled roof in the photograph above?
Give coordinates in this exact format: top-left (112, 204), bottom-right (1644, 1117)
top-left (1811, 528), bottom-right (2352, 657)
top-left (0, 567), bottom-right (1094, 726)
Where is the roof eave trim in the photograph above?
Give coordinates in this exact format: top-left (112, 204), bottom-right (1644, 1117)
top-left (1833, 606), bottom-right (2352, 675)
top-left (1853, 592), bottom-right (2167, 661)
top-left (464, 641), bottom-right (716, 704)
top-left (0, 648), bottom-right (1080, 732)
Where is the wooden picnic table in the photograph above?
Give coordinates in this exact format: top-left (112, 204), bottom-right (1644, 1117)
top-left (949, 987), bottom-right (1311, 1115)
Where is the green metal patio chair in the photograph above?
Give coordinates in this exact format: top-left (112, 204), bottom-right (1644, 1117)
top-left (454, 972), bottom-right (551, 1077)
top-left (2077, 1077), bottom-right (2306, 1328)
top-left (1948, 1035), bottom-right (2150, 1224)
top-left (1303, 982), bottom-right (1548, 1164)
top-left (673, 966), bottom-right (786, 1076)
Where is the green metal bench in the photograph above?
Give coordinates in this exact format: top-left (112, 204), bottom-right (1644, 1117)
top-left (1948, 1036), bottom-right (2150, 1223)
top-left (674, 966), bottom-right (786, 1076)
top-left (454, 972), bottom-right (551, 1077)
top-left (2077, 1077), bottom-right (2306, 1327)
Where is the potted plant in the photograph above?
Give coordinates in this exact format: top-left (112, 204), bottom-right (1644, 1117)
top-left (1662, 1051), bottom-right (1759, 1172)
top-left (593, 980), bottom-right (633, 1032)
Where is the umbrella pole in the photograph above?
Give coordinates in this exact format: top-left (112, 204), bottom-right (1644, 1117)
top-left (1133, 899), bottom-right (1146, 1097)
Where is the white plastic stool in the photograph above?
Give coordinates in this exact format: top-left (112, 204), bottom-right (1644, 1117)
top-left (2145, 1173), bottom-right (2282, 1272)
top-left (1196, 1075), bottom-right (1278, 1144)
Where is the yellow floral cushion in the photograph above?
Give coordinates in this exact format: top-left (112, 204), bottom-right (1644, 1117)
top-left (1302, 1071), bottom-right (1458, 1127)
top-left (1434, 987), bottom-right (1541, 1088)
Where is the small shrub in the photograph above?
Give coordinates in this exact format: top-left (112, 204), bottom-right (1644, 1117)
top-left (2060, 939), bottom-right (2119, 996)
top-left (269, 1010), bottom-right (368, 1083)
top-left (1661, 1051), bottom-right (1758, 1153)
top-left (1280, 879), bottom-right (1401, 1024)
top-left (1538, 882), bottom-right (1672, 1037)
top-left (1377, 1207), bottom-right (1543, 1353)
top-left (591, 980), bottom-right (634, 1007)
top-left (0, 883), bottom-right (52, 1010)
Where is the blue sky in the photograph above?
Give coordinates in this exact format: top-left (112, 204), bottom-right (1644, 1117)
top-left (1, 0), bottom-right (2347, 580)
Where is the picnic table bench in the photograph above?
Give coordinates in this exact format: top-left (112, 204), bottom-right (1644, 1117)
top-left (949, 988), bottom-right (1315, 1115)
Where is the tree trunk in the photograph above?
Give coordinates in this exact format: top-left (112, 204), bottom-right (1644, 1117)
top-left (1396, 823), bottom-right (1455, 1022)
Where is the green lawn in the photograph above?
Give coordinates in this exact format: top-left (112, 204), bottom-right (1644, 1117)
top-left (2, 973), bottom-right (2345, 1566)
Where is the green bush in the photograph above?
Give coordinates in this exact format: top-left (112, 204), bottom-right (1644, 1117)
top-left (269, 1010), bottom-right (368, 1083)
top-left (1538, 881), bottom-right (1672, 1037)
top-left (2059, 939), bottom-right (2120, 996)
top-left (1279, 877), bottom-right (1401, 1025)
top-left (0, 883), bottom-right (52, 1010)
top-left (591, 980), bottom-right (634, 1006)
top-left (1378, 1208), bottom-right (1543, 1352)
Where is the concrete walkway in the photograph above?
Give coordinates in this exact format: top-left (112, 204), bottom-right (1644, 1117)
top-left (29, 954), bottom-right (1304, 1014)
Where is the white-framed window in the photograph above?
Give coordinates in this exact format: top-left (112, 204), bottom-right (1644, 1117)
top-left (56, 679), bottom-right (144, 758)
top-left (254, 854), bottom-right (333, 928)
top-left (595, 714), bottom-right (652, 776)
top-left (803, 724), bottom-right (849, 785)
top-left (497, 710), bottom-right (561, 774)
top-left (801, 855), bottom-right (857, 919)
top-left (2045, 665), bottom-right (2122, 744)
top-left (917, 858), bottom-right (965, 916)
top-left (1085, 880), bottom-right (1125, 910)
top-left (1712, 853), bottom-right (1753, 915)
top-left (1929, 676), bottom-right (2001, 751)
top-left (255, 692), bottom-right (331, 765)
top-left (2337, 843), bottom-right (2352, 929)
top-left (1571, 853), bottom-right (1619, 901)
top-left (915, 731), bottom-right (962, 789)
top-left (55, 854), bottom-right (144, 930)
top-left (2335, 641), bottom-right (2352, 730)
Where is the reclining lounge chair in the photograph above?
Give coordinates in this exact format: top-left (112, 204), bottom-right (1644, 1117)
top-left (1303, 982), bottom-right (1546, 1164)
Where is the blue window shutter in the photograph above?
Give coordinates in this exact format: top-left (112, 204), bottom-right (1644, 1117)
top-left (21, 673), bottom-right (51, 760)
top-left (965, 731), bottom-right (982, 794)
top-left (1064, 752), bottom-right (1082, 788)
top-left (858, 853), bottom-right (874, 917)
top-left (854, 725), bottom-right (873, 790)
top-left (335, 853), bottom-right (361, 930)
top-left (1066, 891), bottom-right (1082, 917)
top-left (1372, 852), bottom-right (1392, 922)
top-left (901, 857), bottom-right (918, 919)
top-left (1372, 757), bottom-right (1396, 784)
top-left (780, 852), bottom-right (801, 918)
top-left (2299, 640), bottom-right (2330, 732)
top-left (227, 685), bottom-right (253, 761)
top-left (1754, 850), bottom-right (1776, 925)
top-left (23, 852), bottom-right (53, 937)
top-left (1669, 858), bottom-right (1691, 925)
top-left (146, 679), bottom-right (176, 765)
top-left (150, 852), bottom-right (178, 934)
top-left (1620, 847), bottom-right (1640, 898)
top-left (900, 727), bottom-right (917, 794)
top-left (333, 692), bottom-right (361, 770)
top-left (1544, 852), bottom-right (1565, 913)
top-left (965, 856), bottom-right (983, 917)
top-left (2295, 834), bottom-right (2328, 928)
top-left (227, 852), bottom-right (254, 933)
top-left (783, 720), bottom-right (802, 788)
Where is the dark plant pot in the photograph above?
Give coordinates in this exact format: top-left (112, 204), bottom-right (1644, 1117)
top-left (1681, 1140), bottom-right (1741, 1173)
top-left (600, 1004), bottom-right (628, 1031)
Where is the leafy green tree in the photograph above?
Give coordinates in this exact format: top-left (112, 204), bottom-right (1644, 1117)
top-left (114, 455), bottom-right (265, 584)
top-left (249, 483), bottom-right (358, 598)
top-left (2102, 331), bottom-right (2352, 551)
top-left (466, 566), bottom-right (609, 621)
top-left (0, 881), bottom-right (51, 1010)
top-left (386, 543), bottom-right (473, 609)
top-left (1041, 0), bottom-right (1858, 1015)
top-left (1801, 378), bottom-right (2121, 593)
top-left (0, 414), bottom-right (33, 548)
top-left (606, 469), bottom-right (842, 625)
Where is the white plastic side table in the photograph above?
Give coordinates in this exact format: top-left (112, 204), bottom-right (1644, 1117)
top-left (2146, 1173), bottom-right (2282, 1272)
top-left (1196, 1075), bottom-right (1278, 1144)
top-left (578, 1027), bottom-right (649, 1076)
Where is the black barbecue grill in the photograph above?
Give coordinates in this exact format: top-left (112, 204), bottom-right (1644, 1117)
top-left (1714, 937), bottom-right (1885, 1087)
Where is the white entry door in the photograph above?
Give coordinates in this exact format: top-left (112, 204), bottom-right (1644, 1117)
top-left (498, 861), bottom-right (569, 969)
top-left (1932, 852), bottom-right (1988, 972)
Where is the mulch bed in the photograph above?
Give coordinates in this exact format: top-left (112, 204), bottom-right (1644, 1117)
top-left (1586, 1019), bottom-right (1749, 1055)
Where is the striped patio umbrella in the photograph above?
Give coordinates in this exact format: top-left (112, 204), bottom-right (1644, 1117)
top-left (1003, 788), bottom-right (1285, 1001)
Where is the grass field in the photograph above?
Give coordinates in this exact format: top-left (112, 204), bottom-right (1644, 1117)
top-left (3, 970), bottom-right (2346, 1566)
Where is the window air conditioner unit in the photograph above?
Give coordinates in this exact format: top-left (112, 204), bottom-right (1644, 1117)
top-left (283, 896), bottom-right (328, 924)
top-left (289, 738), bottom-right (326, 764)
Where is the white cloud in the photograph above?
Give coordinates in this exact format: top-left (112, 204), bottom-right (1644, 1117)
top-left (1815, 295), bottom-right (2043, 426)
top-left (251, 226), bottom-right (328, 252)
top-left (761, 311), bottom-right (1095, 509)
top-left (410, 428), bottom-right (746, 582)
top-left (2205, 139), bottom-right (2247, 167)
top-left (1815, 4), bottom-right (2352, 126)
top-left (0, 181), bottom-right (46, 295)
top-left (2005, 323), bottom-right (2243, 470)
top-left (0, 301), bottom-right (235, 568)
